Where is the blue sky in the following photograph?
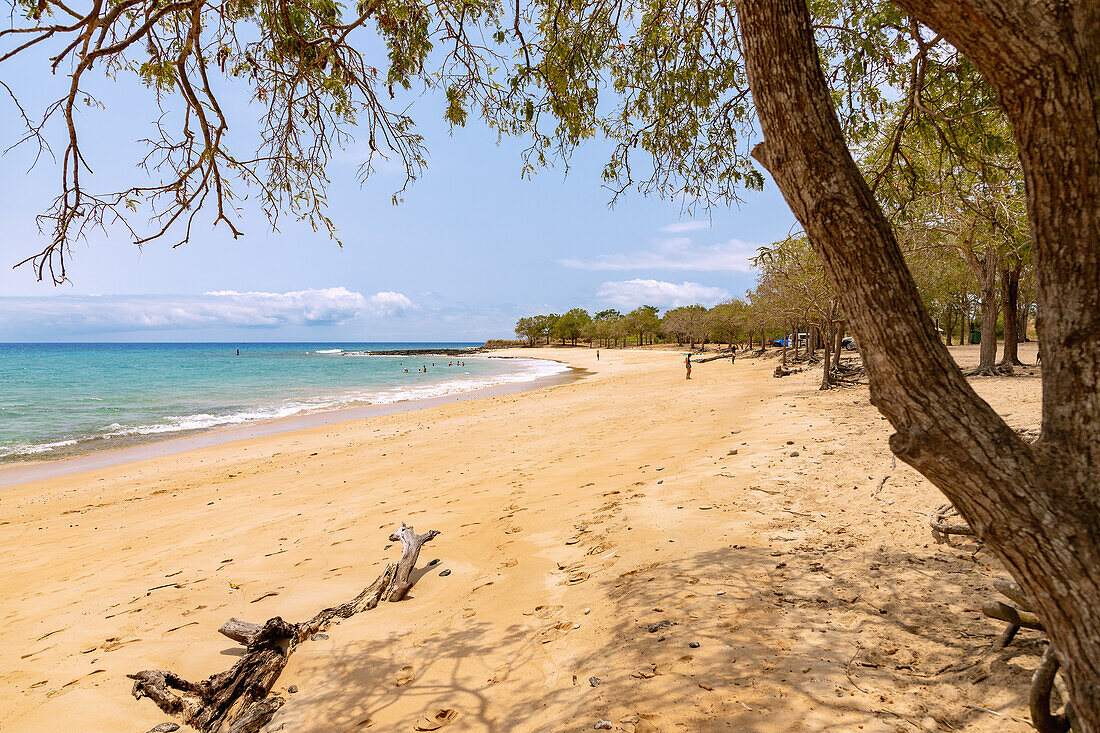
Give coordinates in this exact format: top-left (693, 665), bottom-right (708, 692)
top-left (0, 51), bottom-right (796, 342)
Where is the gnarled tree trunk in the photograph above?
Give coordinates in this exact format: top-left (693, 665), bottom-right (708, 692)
top-left (736, 0), bottom-right (1100, 727)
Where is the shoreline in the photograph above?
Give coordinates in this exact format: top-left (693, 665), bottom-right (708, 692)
top-left (0, 359), bottom-right (587, 490)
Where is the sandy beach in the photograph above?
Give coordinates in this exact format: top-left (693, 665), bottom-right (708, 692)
top-left (0, 345), bottom-right (1045, 732)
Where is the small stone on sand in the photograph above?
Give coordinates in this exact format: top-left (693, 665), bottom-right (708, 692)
top-left (589, 676), bottom-right (601, 687)
top-left (439, 569), bottom-right (452, 577)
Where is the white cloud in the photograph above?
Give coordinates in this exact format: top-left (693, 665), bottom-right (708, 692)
top-left (661, 221), bottom-right (710, 233)
top-left (368, 291), bottom-right (415, 316)
top-left (0, 287), bottom-right (416, 336)
top-left (559, 237), bottom-right (758, 273)
top-left (596, 279), bottom-right (730, 308)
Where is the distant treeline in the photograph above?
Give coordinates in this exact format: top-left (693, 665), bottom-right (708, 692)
top-left (514, 302), bottom-right (783, 349)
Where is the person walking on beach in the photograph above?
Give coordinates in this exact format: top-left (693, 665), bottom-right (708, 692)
top-left (730, 348), bottom-right (736, 365)
top-left (596, 350), bottom-right (600, 361)
top-left (685, 353), bottom-right (692, 380)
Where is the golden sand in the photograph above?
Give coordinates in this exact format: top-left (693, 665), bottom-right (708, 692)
top-left (0, 345), bottom-right (1043, 732)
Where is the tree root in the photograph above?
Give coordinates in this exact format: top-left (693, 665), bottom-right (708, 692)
top-left (929, 503), bottom-right (976, 542)
top-left (977, 580), bottom-right (1075, 731)
top-left (129, 523), bottom-right (439, 732)
top-left (1031, 645), bottom-right (1074, 733)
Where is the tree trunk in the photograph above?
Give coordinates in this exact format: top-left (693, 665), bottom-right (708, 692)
top-left (820, 321), bottom-right (833, 390)
top-left (1017, 285), bottom-right (1034, 341)
top-left (999, 264), bottom-right (1025, 369)
top-left (737, 0), bottom-right (1100, 727)
top-left (974, 247), bottom-right (1000, 373)
top-left (832, 320), bottom-right (844, 369)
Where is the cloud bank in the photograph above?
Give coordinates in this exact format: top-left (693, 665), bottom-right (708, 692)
top-left (0, 287), bottom-right (414, 336)
top-left (558, 236), bottom-right (757, 273)
top-left (596, 279), bottom-right (730, 308)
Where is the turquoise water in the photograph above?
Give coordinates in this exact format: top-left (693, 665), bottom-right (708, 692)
top-left (0, 343), bottom-right (565, 461)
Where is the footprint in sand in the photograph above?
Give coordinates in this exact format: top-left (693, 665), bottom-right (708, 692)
top-left (461, 608), bottom-right (476, 619)
top-left (539, 623), bottom-right (570, 644)
top-left (396, 666), bottom-right (415, 687)
top-left (489, 664), bottom-right (510, 683)
top-left (525, 604), bottom-right (563, 619)
top-left (566, 570), bottom-right (590, 585)
top-left (414, 709), bottom-right (458, 730)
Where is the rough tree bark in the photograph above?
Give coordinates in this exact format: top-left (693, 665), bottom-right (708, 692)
top-left (820, 321), bottom-right (833, 390)
top-left (736, 0), bottom-right (1100, 728)
top-left (831, 319), bottom-right (845, 369)
top-left (964, 244), bottom-right (1001, 374)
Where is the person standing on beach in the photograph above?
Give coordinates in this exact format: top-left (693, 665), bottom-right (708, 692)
top-left (730, 348), bottom-right (736, 365)
top-left (597, 350), bottom-right (600, 361)
top-left (685, 354), bottom-right (692, 380)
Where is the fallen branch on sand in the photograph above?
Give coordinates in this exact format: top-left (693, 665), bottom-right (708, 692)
top-left (129, 523), bottom-right (440, 733)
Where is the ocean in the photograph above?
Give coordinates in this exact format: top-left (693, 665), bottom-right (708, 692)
top-left (0, 343), bottom-right (566, 462)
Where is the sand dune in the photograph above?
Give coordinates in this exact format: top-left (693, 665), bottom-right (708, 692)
top-left (0, 345), bottom-right (1044, 732)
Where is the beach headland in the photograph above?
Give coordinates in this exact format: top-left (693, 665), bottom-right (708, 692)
top-left (0, 345), bottom-right (1043, 732)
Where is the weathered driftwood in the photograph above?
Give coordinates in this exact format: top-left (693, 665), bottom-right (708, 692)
top-left (218, 617), bottom-right (264, 646)
top-left (130, 523), bottom-right (439, 732)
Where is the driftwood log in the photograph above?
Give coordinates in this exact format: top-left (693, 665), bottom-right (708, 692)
top-left (129, 523), bottom-right (440, 732)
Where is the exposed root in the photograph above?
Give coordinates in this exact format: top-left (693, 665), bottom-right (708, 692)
top-left (929, 503), bottom-right (976, 542)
